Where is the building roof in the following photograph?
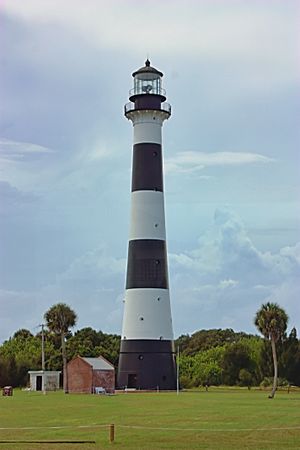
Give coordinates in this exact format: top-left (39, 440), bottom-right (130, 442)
top-left (132, 59), bottom-right (163, 78)
top-left (28, 370), bottom-right (61, 374)
top-left (82, 356), bottom-right (114, 371)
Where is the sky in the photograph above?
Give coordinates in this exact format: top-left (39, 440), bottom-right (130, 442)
top-left (0, 0), bottom-right (299, 343)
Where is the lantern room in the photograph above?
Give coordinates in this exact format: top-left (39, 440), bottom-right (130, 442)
top-left (129, 59), bottom-right (166, 101)
top-left (125, 59), bottom-right (171, 116)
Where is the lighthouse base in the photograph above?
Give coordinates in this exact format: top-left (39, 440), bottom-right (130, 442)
top-left (117, 339), bottom-right (176, 390)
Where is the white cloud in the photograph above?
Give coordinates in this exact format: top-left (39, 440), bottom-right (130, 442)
top-left (0, 138), bottom-right (58, 191)
top-left (0, 207), bottom-right (299, 342)
top-left (170, 207), bottom-right (300, 334)
top-left (3, 0), bottom-right (298, 93)
top-left (0, 138), bottom-right (52, 161)
top-left (76, 140), bottom-right (113, 163)
top-left (165, 151), bottom-right (274, 174)
top-left (58, 246), bottom-right (125, 283)
top-left (2, 1), bottom-right (294, 57)
top-left (0, 247), bottom-right (126, 342)
top-left (219, 279), bottom-right (239, 289)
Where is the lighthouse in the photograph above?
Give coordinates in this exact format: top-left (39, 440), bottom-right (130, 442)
top-left (117, 60), bottom-right (176, 390)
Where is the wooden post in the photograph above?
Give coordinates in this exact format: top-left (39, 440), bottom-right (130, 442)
top-left (109, 424), bottom-right (115, 443)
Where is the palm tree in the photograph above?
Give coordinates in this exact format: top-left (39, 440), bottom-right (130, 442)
top-left (44, 303), bottom-right (77, 393)
top-left (254, 302), bottom-right (288, 398)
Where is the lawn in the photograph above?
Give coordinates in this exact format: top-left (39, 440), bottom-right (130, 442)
top-left (0, 388), bottom-right (300, 449)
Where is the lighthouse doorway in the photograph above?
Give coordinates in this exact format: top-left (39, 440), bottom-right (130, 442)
top-left (127, 374), bottom-right (137, 388)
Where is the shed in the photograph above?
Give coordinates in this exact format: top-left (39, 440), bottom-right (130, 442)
top-left (67, 356), bottom-right (115, 394)
top-left (28, 371), bottom-right (61, 391)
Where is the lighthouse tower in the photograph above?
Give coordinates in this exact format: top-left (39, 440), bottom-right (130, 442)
top-left (117, 60), bottom-right (176, 390)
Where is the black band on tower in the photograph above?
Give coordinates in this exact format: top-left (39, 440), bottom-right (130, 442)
top-left (118, 339), bottom-right (176, 390)
top-left (126, 239), bottom-right (168, 289)
top-left (120, 339), bottom-right (175, 353)
top-left (132, 143), bottom-right (163, 192)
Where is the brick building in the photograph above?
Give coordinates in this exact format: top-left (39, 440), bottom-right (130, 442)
top-left (67, 356), bottom-right (115, 394)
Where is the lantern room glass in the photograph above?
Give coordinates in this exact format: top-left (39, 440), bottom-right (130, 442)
top-left (133, 72), bottom-right (162, 96)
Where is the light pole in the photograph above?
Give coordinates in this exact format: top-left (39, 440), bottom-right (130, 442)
top-left (39, 323), bottom-right (46, 393)
top-left (176, 345), bottom-right (180, 395)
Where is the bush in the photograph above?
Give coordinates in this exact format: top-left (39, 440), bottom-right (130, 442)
top-left (238, 369), bottom-right (254, 388)
top-left (180, 375), bottom-right (194, 389)
top-left (260, 376), bottom-right (289, 388)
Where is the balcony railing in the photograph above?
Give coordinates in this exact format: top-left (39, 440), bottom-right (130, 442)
top-left (124, 102), bottom-right (171, 115)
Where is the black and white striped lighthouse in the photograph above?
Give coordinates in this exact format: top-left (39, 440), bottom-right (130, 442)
top-left (117, 60), bottom-right (176, 390)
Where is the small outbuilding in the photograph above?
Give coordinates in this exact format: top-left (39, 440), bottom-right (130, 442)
top-left (67, 356), bottom-right (115, 394)
top-left (28, 371), bottom-right (61, 391)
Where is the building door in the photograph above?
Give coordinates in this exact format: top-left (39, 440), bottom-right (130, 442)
top-left (36, 375), bottom-right (42, 391)
top-left (127, 374), bottom-right (137, 388)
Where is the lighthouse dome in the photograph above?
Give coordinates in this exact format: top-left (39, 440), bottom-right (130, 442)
top-left (132, 59), bottom-right (163, 78)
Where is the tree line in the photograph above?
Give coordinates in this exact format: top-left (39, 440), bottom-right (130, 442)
top-left (176, 303), bottom-right (299, 396)
top-left (1, 302), bottom-right (299, 397)
top-left (0, 303), bottom-right (120, 389)
top-left (176, 326), bottom-right (300, 388)
top-left (0, 326), bottom-right (121, 388)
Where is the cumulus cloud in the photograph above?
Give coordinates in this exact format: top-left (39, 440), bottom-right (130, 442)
top-left (0, 247), bottom-right (126, 342)
top-left (58, 246), bottom-right (125, 284)
top-left (39, 247), bottom-right (126, 338)
top-left (0, 208), bottom-right (299, 342)
top-left (165, 151), bottom-right (274, 174)
top-left (170, 208), bottom-right (300, 334)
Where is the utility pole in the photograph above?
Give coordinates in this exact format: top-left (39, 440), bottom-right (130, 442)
top-left (38, 323), bottom-right (46, 394)
top-left (40, 324), bottom-right (45, 371)
top-left (176, 345), bottom-right (180, 395)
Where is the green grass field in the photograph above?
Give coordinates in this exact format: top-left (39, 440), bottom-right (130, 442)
top-left (0, 388), bottom-right (300, 449)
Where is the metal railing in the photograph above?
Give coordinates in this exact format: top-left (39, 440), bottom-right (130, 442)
top-left (124, 102), bottom-right (171, 115)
